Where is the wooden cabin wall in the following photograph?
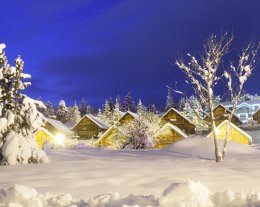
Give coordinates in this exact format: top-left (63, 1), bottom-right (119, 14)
top-left (155, 128), bottom-right (183, 148)
top-left (162, 110), bottom-right (195, 134)
top-left (74, 117), bottom-right (104, 139)
top-left (205, 106), bottom-right (241, 127)
top-left (253, 111), bottom-right (260, 124)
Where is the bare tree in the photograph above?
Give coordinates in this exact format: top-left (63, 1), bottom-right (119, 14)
top-left (222, 42), bottom-right (260, 160)
top-left (176, 33), bottom-right (233, 162)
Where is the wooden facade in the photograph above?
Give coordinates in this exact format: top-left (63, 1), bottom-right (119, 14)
top-left (118, 111), bottom-right (138, 125)
top-left (45, 118), bottom-right (72, 137)
top-left (36, 128), bottom-right (57, 148)
top-left (207, 120), bottom-right (252, 145)
top-left (252, 109), bottom-right (260, 124)
top-left (204, 104), bottom-right (242, 127)
top-left (160, 108), bottom-right (195, 134)
top-left (72, 115), bottom-right (109, 139)
top-left (95, 126), bottom-right (127, 149)
top-left (155, 123), bottom-right (188, 148)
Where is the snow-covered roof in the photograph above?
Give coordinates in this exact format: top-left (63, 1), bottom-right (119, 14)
top-left (95, 125), bottom-right (117, 145)
top-left (203, 104), bottom-right (241, 122)
top-left (221, 100), bottom-right (260, 106)
top-left (207, 120), bottom-right (252, 144)
top-left (157, 123), bottom-right (188, 138)
top-left (46, 118), bottom-right (73, 135)
top-left (161, 108), bottom-right (195, 126)
top-left (73, 114), bottom-right (110, 130)
top-left (119, 111), bottom-right (139, 122)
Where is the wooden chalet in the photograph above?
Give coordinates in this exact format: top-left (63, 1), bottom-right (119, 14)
top-left (95, 125), bottom-right (127, 149)
top-left (207, 120), bottom-right (252, 145)
top-left (155, 123), bottom-right (188, 148)
top-left (44, 118), bottom-right (73, 136)
top-left (252, 108), bottom-right (260, 124)
top-left (72, 114), bottom-right (109, 139)
top-left (160, 108), bottom-right (195, 134)
top-left (204, 104), bottom-right (242, 127)
top-left (118, 111), bottom-right (138, 125)
top-left (36, 118), bottom-right (73, 148)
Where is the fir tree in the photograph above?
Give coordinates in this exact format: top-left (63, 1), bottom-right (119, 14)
top-left (108, 97), bottom-right (114, 112)
top-left (122, 92), bottom-right (135, 112)
top-left (79, 98), bottom-right (87, 116)
top-left (0, 44), bottom-right (48, 165)
top-left (56, 100), bottom-right (68, 123)
top-left (165, 87), bottom-right (174, 111)
top-left (112, 97), bottom-right (121, 123)
top-left (45, 100), bottom-right (55, 118)
top-left (147, 104), bottom-right (157, 113)
top-left (86, 105), bottom-right (95, 114)
top-left (67, 101), bottom-right (81, 123)
top-left (137, 99), bottom-right (145, 115)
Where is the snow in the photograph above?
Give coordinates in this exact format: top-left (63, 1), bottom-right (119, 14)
top-left (46, 118), bottom-right (73, 135)
top-left (0, 43), bottom-right (6, 53)
top-left (1, 180), bottom-right (260, 207)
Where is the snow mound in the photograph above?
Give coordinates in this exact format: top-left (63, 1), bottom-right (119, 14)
top-left (159, 180), bottom-right (212, 207)
top-left (163, 136), bottom-right (260, 160)
top-left (1, 180), bottom-right (260, 207)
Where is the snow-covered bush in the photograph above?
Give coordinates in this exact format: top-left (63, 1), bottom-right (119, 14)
top-left (121, 113), bottom-right (161, 150)
top-left (0, 43), bottom-right (48, 165)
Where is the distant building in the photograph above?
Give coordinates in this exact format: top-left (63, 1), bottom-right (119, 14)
top-left (207, 120), bottom-right (252, 145)
top-left (36, 118), bottom-right (73, 148)
top-left (160, 108), bottom-right (196, 134)
top-left (221, 100), bottom-right (260, 123)
top-left (204, 104), bottom-right (242, 127)
top-left (72, 114), bottom-right (110, 139)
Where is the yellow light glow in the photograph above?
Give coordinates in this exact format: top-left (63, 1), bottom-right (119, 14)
top-left (55, 133), bottom-right (65, 145)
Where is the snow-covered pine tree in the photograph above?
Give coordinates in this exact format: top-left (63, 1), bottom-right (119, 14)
top-left (112, 97), bottom-right (121, 123)
top-left (137, 99), bottom-right (145, 115)
top-left (165, 87), bottom-right (174, 111)
top-left (45, 100), bottom-right (55, 118)
top-left (0, 44), bottom-right (48, 165)
top-left (86, 105), bottom-right (95, 114)
top-left (67, 101), bottom-right (81, 124)
top-left (79, 98), bottom-right (87, 116)
top-left (146, 104), bottom-right (157, 113)
top-left (122, 92), bottom-right (135, 112)
top-left (108, 97), bottom-right (114, 112)
top-left (56, 100), bottom-right (68, 123)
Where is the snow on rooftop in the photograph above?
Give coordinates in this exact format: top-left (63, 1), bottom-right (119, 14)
top-left (46, 118), bottom-right (72, 135)
top-left (86, 114), bottom-right (110, 129)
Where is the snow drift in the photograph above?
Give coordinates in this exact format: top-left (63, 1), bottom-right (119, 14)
top-left (1, 180), bottom-right (260, 207)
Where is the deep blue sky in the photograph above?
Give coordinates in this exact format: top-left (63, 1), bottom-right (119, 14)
top-left (1, 0), bottom-right (260, 109)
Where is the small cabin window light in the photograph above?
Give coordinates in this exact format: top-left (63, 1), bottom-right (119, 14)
top-left (170, 118), bottom-right (177, 122)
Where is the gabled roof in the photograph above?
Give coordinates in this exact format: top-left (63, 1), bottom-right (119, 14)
top-left (203, 104), bottom-right (241, 123)
top-left (95, 125), bottom-right (118, 145)
top-left (161, 108), bottom-right (195, 126)
top-left (72, 114), bottom-right (110, 130)
top-left (46, 118), bottom-right (73, 135)
top-left (156, 123), bottom-right (188, 138)
top-left (207, 120), bottom-right (252, 144)
top-left (118, 111), bottom-right (138, 122)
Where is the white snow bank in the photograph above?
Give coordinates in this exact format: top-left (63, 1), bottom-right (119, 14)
top-left (1, 132), bottom-right (48, 165)
top-left (163, 136), bottom-right (260, 160)
top-left (1, 180), bottom-right (260, 207)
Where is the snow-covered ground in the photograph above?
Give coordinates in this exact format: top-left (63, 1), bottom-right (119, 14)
top-left (1, 136), bottom-right (260, 206)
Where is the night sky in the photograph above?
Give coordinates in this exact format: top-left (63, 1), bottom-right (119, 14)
top-left (1, 0), bottom-right (260, 109)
